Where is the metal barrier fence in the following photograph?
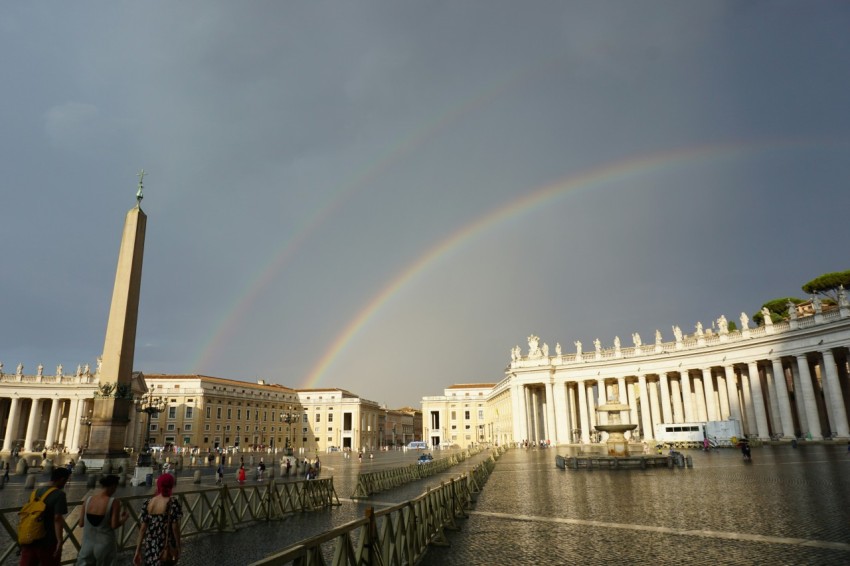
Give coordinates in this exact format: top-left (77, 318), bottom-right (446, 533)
top-left (250, 446), bottom-right (505, 566)
top-left (0, 477), bottom-right (339, 565)
top-left (350, 446), bottom-right (484, 499)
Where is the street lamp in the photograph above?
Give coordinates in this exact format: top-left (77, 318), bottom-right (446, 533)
top-left (79, 411), bottom-right (93, 452)
top-left (135, 390), bottom-right (167, 452)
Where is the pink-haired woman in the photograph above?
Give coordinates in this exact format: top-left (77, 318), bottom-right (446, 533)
top-left (133, 473), bottom-right (182, 565)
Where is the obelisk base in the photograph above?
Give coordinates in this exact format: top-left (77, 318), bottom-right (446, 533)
top-left (85, 398), bottom-right (133, 462)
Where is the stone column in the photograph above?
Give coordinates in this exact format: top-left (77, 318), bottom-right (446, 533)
top-left (23, 399), bottom-right (43, 452)
top-left (568, 384), bottom-right (579, 443)
top-left (68, 398), bottom-right (86, 453)
top-left (681, 371), bottom-right (696, 422)
top-left (545, 381), bottom-right (558, 444)
top-left (670, 376), bottom-right (684, 423)
top-left (525, 386), bottom-right (535, 443)
top-left (717, 373), bottom-right (731, 420)
top-left (2, 397), bottom-right (21, 452)
top-left (597, 380), bottom-right (608, 426)
top-left (44, 398), bottom-right (62, 449)
top-left (746, 362), bottom-right (770, 439)
top-left (637, 374), bottom-right (653, 440)
top-left (764, 363), bottom-right (782, 436)
top-left (658, 373), bottom-right (673, 424)
top-left (578, 380), bottom-right (590, 444)
top-left (701, 368), bottom-right (718, 421)
top-left (512, 385), bottom-right (525, 443)
top-left (789, 361), bottom-right (808, 437)
top-left (821, 349), bottom-right (850, 438)
top-left (740, 370), bottom-right (756, 435)
top-left (627, 380), bottom-right (639, 432)
top-left (553, 382), bottom-right (568, 445)
top-left (648, 378), bottom-right (662, 435)
top-left (770, 358), bottom-right (795, 438)
top-left (795, 356), bottom-right (822, 439)
top-left (723, 366), bottom-right (742, 424)
top-left (587, 382), bottom-right (598, 435)
top-left (693, 373), bottom-right (707, 422)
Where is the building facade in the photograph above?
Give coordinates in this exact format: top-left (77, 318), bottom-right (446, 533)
top-left (297, 388), bottom-right (386, 452)
top-left (422, 384), bottom-right (494, 448)
top-left (424, 301), bottom-right (850, 446)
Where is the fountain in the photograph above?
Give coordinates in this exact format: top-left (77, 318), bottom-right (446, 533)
top-left (594, 397), bottom-right (638, 457)
top-left (556, 395), bottom-right (691, 470)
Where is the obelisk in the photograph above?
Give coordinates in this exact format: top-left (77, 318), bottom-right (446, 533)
top-left (87, 171), bottom-right (147, 461)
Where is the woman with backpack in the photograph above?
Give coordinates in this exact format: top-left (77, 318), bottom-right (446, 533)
top-left (133, 473), bottom-right (182, 566)
top-left (76, 475), bottom-right (128, 565)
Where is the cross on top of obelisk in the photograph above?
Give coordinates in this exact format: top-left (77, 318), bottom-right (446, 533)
top-left (136, 169), bottom-right (146, 204)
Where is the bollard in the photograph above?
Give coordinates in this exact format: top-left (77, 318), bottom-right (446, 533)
top-left (685, 456), bottom-right (693, 468)
top-left (193, 470), bottom-right (202, 484)
top-left (17, 459), bottom-right (29, 475)
top-left (667, 457), bottom-right (674, 469)
top-left (76, 461), bottom-right (87, 475)
top-left (102, 460), bottom-right (113, 475)
top-left (25, 475), bottom-right (36, 489)
top-left (87, 474), bottom-right (98, 488)
top-left (43, 459), bottom-right (55, 475)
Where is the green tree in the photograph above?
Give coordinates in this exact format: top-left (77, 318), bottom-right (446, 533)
top-left (802, 270), bottom-right (850, 302)
top-left (753, 297), bottom-right (804, 325)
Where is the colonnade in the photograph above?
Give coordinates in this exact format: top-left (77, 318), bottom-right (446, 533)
top-left (512, 346), bottom-right (850, 443)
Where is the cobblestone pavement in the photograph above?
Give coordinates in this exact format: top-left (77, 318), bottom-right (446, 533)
top-left (3, 446), bottom-right (848, 564)
top-left (420, 444), bottom-right (850, 565)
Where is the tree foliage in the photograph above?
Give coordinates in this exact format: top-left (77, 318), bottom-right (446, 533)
top-left (753, 297), bottom-right (804, 325)
top-left (802, 270), bottom-right (850, 301)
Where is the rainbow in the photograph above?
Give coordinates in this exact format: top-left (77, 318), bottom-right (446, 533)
top-left (300, 138), bottom-right (827, 388)
top-left (192, 58), bottom-right (561, 372)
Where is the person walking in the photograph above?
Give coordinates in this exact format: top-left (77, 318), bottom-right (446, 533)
top-left (76, 475), bottom-right (128, 566)
top-left (216, 462), bottom-right (224, 485)
top-left (19, 467), bottom-right (71, 566)
top-left (237, 464), bottom-right (246, 484)
top-left (133, 474), bottom-right (182, 566)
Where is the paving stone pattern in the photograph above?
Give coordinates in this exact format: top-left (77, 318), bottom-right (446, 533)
top-left (421, 445), bottom-right (850, 565)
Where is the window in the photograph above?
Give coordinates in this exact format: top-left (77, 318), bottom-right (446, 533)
top-left (237, 409), bottom-right (242, 420)
top-left (215, 424), bottom-right (221, 431)
top-left (302, 414), bottom-right (308, 423)
top-left (315, 414), bottom-right (321, 422)
top-left (478, 410), bottom-right (484, 419)
top-left (328, 413), bottom-right (333, 422)
top-left (451, 411), bottom-right (456, 420)
top-left (186, 407), bottom-right (193, 419)
top-left (328, 427), bottom-right (333, 432)
top-left (205, 407), bottom-right (211, 418)
top-left (216, 407), bottom-right (222, 419)
top-left (168, 407), bottom-right (176, 419)
top-left (205, 424), bottom-right (210, 431)
top-left (302, 427), bottom-right (308, 434)
top-left (227, 408), bottom-right (232, 419)
top-left (184, 424), bottom-right (192, 431)
top-left (465, 424), bottom-right (471, 430)
top-left (149, 423), bottom-right (158, 431)
top-left (464, 411), bottom-right (470, 420)
top-left (166, 423), bottom-right (175, 432)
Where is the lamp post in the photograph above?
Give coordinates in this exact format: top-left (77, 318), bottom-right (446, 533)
top-left (79, 411), bottom-right (93, 451)
top-left (135, 391), bottom-right (167, 453)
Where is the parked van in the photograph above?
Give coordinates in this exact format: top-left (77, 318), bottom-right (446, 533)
top-left (407, 441), bottom-right (428, 450)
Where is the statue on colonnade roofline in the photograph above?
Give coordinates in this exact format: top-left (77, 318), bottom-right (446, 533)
top-left (0, 362), bottom-right (4, 376)
top-left (613, 336), bottom-right (621, 352)
top-left (83, 363), bottom-right (90, 376)
top-left (527, 335), bottom-right (542, 358)
top-left (655, 329), bottom-right (662, 345)
top-left (76, 365), bottom-right (82, 378)
top-left (574, 340), bottom-right (582, 356)
top-left (37, 364), bottom-right (43, 377)
top-left (718, 315), bottom-right (728, 334)
top-left (510, 346), bottom-right (517, 362)
top-left (16, 363), bottom-right (23, 377)
top-left (542, 343), bottom-right (549, 357)
top-left (56, 364), bottom-right (63, 378)
top-left (672, 325), bottom-right (683, 342)
top-left (813, 295), bottom-right (822, 313)
top-left (632, 332), bottom-right (641, 347)
top-left (839, 285), bottom-right (848, 307)
top-left (96, 356), bottom-right (103, 375)
top-left (555, 343), bottom-right (561, 356)
top-left (784, 303), bottom-right (794, 321)
top-left (593, 338), bottom-right (601, 354)
top-left (695, 321), bottom-right (704, 336)
top-left (740, 312), bottom-right (749, 329)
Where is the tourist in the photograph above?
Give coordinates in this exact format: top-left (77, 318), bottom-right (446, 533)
top-left (76, 475), bottom-right (128, 566)
top-left (237, 464), bottom-right (246, 484)
top-left (216, 462), bottom-right (224, 485)
top-left (285, 458), bottom-right (291, 477)
top-left (3, 461), bottom-right (9, 481)
top-left (257, 459), bottom-right (265, 481)
top-left (19, 466), bottom-right (71, 566)
top-left (133, 474), bottom-right (182, 566)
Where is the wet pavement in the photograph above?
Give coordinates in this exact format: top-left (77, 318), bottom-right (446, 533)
top-left (2, 445), bottom-right (848, 564)
top-left (421, 444), bottom-right (850, 565)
